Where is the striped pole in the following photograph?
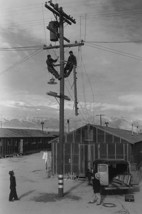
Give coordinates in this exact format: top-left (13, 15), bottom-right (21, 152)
top-left (58, 174), bottom-right (64, 196)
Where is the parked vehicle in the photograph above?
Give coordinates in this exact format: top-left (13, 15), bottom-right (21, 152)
top-left (92, 159), bottom-right (140, 191)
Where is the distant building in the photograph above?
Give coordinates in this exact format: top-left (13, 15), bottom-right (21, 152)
top-left (0, 128), bottom-right (58, 157)
top-left (51, 124), bottom-right (142, 177)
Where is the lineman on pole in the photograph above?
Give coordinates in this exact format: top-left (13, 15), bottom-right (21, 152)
top-left (46, 54), bottom-right (61, 80)
top-left (64, 51), bottom-right (77, 78)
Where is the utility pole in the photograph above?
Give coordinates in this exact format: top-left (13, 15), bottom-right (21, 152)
top-left (58, 6), bottom-right (64, 197)
top-left (96, 114), bottom-right (105, 126)
top-left (73, 66), bottom-right (79, 116)
top-left (41, 121), bottom-right (44, 132)
top-left (67, 119), bottom-right (70, 133)
top-left (44, 1), bottom-right (84, 197)
top-left (131, 123), bottom-right (134, 135)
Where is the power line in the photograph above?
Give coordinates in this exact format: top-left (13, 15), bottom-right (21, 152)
top-left (42, 3), bottom-right (47, 45)
top-left (1, 5), bottom-right (142, 17)
top-left (86, 40), bottom-right (142, 44)
top-left (79, 9), bottom-right (142, 19)
top-left (0, 45), bottom-right (43, 51)
top-left (0, 48), bottom-right (43, 75)
top-left (0, 3), bottom-right (43, 15)
top-left (80, 51), bottom-right (95, 123)
top-left (64, 50), bottom-right (89, 124)
top-left (80, 50), bottom-right (93, 123)
top-left (85, 43), bottom-right (142, 62)
top-left (1, 5), bottom-right (142, 29)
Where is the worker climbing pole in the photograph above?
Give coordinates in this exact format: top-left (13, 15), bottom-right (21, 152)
top-left (44, 0), bottom-right (84, 197)
top-left (64, 50), bottom-right (77, 78)
top-left (46, 54), bottom-right (61, 80)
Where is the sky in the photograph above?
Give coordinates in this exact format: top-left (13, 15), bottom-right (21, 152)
top-left (1, 0), bottom-right (142, 130)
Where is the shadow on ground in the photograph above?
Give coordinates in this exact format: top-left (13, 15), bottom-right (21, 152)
top-left (32, 193), bottom-right (81, 203)
top-left (65, 180), bottom-right (86, 195)
top-left (19, 190), bottom-right (35, 199)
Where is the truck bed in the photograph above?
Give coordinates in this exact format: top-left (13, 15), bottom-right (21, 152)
top-left (104, 185), bottom-right (133, 190)
top-left (104, 174), bottom-right (133, 190)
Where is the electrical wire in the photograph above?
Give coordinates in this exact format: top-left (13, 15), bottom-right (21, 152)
top-left (1, 4), bottom-right (142, 45)
top-left (79, 9), bottom-right (142, 19)
top-left (42, 3), bottom-right (47, 45)
top-left (85, 43), bottom-right (142, 62)
top-left (0, 3), bottom-right (43, 15)
top-left (86, 40), bottom-right (142, 43)
top-left (65, 77), bottom-right (89, 124)
top-left (80, 16), bottom-right (82, 41)
top-left (80, 52), bottom-right (96, 124)
top-left (1, 3), bottom-right (142, 38)
top-left (84, 14), bottom-right (87, 42)
top-left (65, 80), bottom-right (88, 125)
top-left (63, 49), bottom-right (89, 124)
top-left (80, 50), bottom-right (92, 123)
top-left (62, 48), bottom-right (88, 123)
top-left (0, 48), bottom-right (43, 75)
top-left (0, 45), bottom-right (43, 51)
top-left (1, 4), bottom-right (142, 16)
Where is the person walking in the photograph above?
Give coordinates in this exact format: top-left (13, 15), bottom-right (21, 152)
top-left (9, 171), bottom-right (19, 201)
top-left (46, 54), bottom-right (61, 80)
top-left (64, 51), bottom-right (77, 77)
top-left (88, 165), bottom-right (101, 205)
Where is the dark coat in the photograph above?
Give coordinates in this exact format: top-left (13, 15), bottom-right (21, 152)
top-left (92, 169), bottom-right (101, 193)
top-left (10, 175), bottom-right (16, 189)
top-left (9, 174), bottom-right (18, 201)
top-left (46, 58), bottom-right (57, 68)
top-left (66, 54), bottom-right (77, 66)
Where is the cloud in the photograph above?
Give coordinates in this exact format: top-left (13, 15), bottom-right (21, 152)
top-left (119, 94), bottom-right (142, 108)
top-left (77, 100), bottom-right (134, 112)
top-left (99, 103), bottom-right (134, 111)
top-left (0, 25), bottom-right (44, 76)
top-left (107, 0), bottom-right (142, 41)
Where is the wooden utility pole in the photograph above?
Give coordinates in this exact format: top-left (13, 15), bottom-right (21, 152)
top-left (73, 66), bottom-right (79, 116)
top-left (58, 7), bottom-right (64, 197)
top-left (67, 119), bottom-right (70, 133)
top-left (44, 1), bottom-right (84, 197)
top-left (41, 121), bottom-right (44, 132)
top-left (96, 114), bottom-right (105, 126)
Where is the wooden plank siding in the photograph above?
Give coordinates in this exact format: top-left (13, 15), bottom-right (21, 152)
top-left (0, 128), bottom-right (58, 158)
top-left (133, 142), bottom-right (142, 166)
top-left (51, 124), bottom-right (142, 177)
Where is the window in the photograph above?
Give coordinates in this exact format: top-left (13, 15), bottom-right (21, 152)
top-left (98, 164), bottom-right (107, 172)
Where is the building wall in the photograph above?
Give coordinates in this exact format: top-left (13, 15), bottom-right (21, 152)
top-left (52, 125), bottom-right (133, 177)
top-left (133, 142), bottom-right (142, 167)
top-left (0, 137), bottom-right (52, 158)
